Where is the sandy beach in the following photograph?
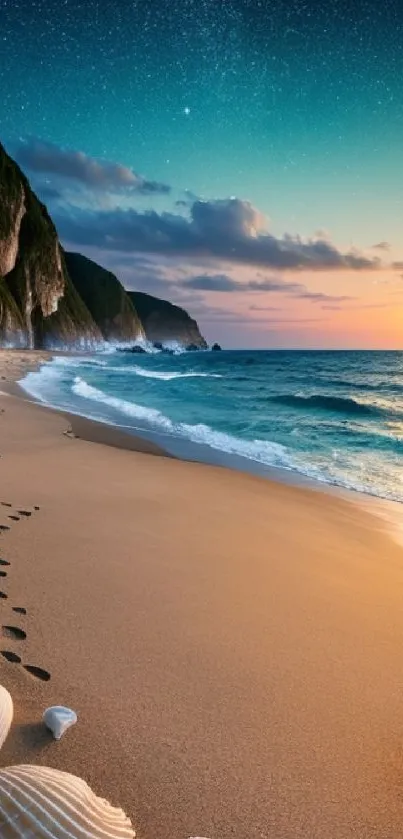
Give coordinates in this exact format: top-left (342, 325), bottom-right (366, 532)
top-left (1, 351), bottom-right (403, 838)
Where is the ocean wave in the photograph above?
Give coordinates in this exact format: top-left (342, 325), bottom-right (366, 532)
top-left (109, 365), bottom-right (222, 381)
top-left (69, 377), bottom-right (403, 501)
top-left (71, 377), bottom-right (294, 469)
top-left (52, 356), bottom-right (109, 369)
top-left (72, 377), bottom-right (174, 428)
top-left (317, 378), bottom-right (379, 391)
top-left (271, 393), bottom-right (377, 416)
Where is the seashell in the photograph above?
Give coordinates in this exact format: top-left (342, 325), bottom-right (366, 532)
top-left (0, 764), bottom-right (135, 837)
top-left (43, 705), bottom-right (78, 740)
top-left (0, 684), bottom-right (13, 750)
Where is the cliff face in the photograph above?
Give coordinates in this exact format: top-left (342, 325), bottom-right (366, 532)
top-left (0, 278), bottom-right (25, 346)
top-left (65, 252), bottom-right (144, 343)
top-left (0, 143), bottom-right (101, 349)
top-left (0, 142), bottom-right (209, 351)
top-left (128, 291), bottom-right (207, 348)
top-left (0, 148), bottom-right (26, 277)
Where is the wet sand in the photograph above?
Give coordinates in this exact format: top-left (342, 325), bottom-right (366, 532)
top-left (1, 350), bottom-right (403, 839)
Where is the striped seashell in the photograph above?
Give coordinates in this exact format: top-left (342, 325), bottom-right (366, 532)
top-left (0, 684), bottom-right (13, 750)
top-left (0, 764), bottom-right (135, 837)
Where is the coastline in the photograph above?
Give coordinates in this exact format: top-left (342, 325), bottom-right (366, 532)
top-left (2, 350), bottom-right (403, 837)
top-left (9, 349), bottom-right (403, 548)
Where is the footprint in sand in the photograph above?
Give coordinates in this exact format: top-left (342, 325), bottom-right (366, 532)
top-left (12, 606), bottom-right (27, 615)
top-left (34, 506), bottom-right (40, 511)
top-left (0, 525), bottom-right (10, 532)
top-left (0, 592), bottom-right (7, 600)
top-left (8, 515), bottom-right (20, 521)
top-left (2, 625), bottom-right (27, 640)
top-left (17, 510), bottom-right (32, 517)
top-left (23, 665), bottom-right (50, 682)
top-left (1, 650), bottom-right (21, 663)
top-left (0, 502), bottom-right (12, 508)
top-left (0, 571), bottom-right (7, 578)
top-left (0, 559), bottom-right (10, 566)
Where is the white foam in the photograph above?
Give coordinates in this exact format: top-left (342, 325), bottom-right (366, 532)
top-left (114, 366), bottom-right (222, 381)
top-left (19, 363), bottom-right (403, 505)
top-left (72, 377), bottom-right (174, 429)
top-left (71, 377), bottom-right (294, 470)
top-left (19, 363), bottom-right (65, 403)
top-left (52, 356), bottom-right (109, 369)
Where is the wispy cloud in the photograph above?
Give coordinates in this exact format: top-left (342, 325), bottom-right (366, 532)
top-left (371, 241), bottom-right (390, 251)
top-left (249, 304), bottom-right (281, 311)
top-left (183, 272), bottom-right (355, 303)
top-left (322, 302), bottom-right (393, 311)
top-left (13, 137), bottom-right (171, 196)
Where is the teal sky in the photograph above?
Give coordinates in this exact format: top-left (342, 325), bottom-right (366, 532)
top-left (1, 0), bottom-right (403, 346)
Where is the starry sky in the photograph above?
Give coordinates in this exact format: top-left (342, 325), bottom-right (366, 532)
top-left (1, 0), bottom-right (403, 348)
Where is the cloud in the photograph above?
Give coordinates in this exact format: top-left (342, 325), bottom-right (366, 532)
top-left (175, 189), bottom-right (201, 208)
top-left (371, 241), bottom-right (390, 251)
top-left (184, 273), bottom-right (241, 291)
top-left (182, 272), bottom-right (355, 303)
top-left (13, 138), bottom-right (171, 195)
top-left (53, 197), bottom-right (381, 272)
top-left (183, 273), bottom-right (301, 293)
top-left (249, 305), bottom-right (281, 311)
top-left (296, 291), bottom-right (355, 303)
top-left (322, 302), bottom-right (392, 311)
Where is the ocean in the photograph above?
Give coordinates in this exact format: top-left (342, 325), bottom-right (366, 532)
top-left (20, 349), bottom-right (403, 503)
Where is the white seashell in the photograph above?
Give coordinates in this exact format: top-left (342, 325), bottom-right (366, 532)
top-left (0, 684), bottom-right (13, 750)
top-left (43, 705), bottom-right (78, 740)
top-left (0, 764), bottom-right (135, 837)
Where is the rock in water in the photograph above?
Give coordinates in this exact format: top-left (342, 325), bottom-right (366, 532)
top-left (43, 705), bottom-right (78, 740)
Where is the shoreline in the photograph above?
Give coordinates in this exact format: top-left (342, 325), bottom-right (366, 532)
top-left (1, 349), bottom-right (403, 837)
top-left (9, 349), bottom-right (403, 548)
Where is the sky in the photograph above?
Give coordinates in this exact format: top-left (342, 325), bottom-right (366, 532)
top-left (1, 0), bottom-right (403, 348)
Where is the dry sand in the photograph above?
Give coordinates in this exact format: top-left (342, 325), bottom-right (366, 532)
top-left (0, 350), bottom-right (403, 838)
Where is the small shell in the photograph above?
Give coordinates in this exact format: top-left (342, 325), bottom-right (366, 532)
top-left (0, 684), bottom-right (13, 750)
top-left (43, 705), bottom-right (78, 740)
top-left (0, 764), bottom-right (135, 837)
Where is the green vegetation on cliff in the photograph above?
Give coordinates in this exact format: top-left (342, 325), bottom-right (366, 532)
top-left (65, 252), bottom-right (144, 342)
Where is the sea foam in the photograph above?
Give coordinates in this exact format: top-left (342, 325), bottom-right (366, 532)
top-left (111, 366), bottom-right (222, 381)
top-left (71, 377), bottom-right (294, 470)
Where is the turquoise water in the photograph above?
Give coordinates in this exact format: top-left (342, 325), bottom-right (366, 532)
top-left (20, 350), bottom-right (403, 502)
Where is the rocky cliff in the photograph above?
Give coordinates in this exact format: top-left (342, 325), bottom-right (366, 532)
top-left (0, 142), bottom-right (208, 351)
top-left (0, 142), bottom-right (101, 348)
top-left (128, 291), bottom-right (207, 348)
top-left (64, 252), bottom-right (144, 343)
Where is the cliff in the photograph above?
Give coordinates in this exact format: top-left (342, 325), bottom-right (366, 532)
top-left (64, 252), bottom-right (144, 343)
top-left (0, 142), bottom-right (101, 349)
top-left (128, 291), bottom-right (207, 348)
top-left (0, 142), bottom-right (208, 351)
